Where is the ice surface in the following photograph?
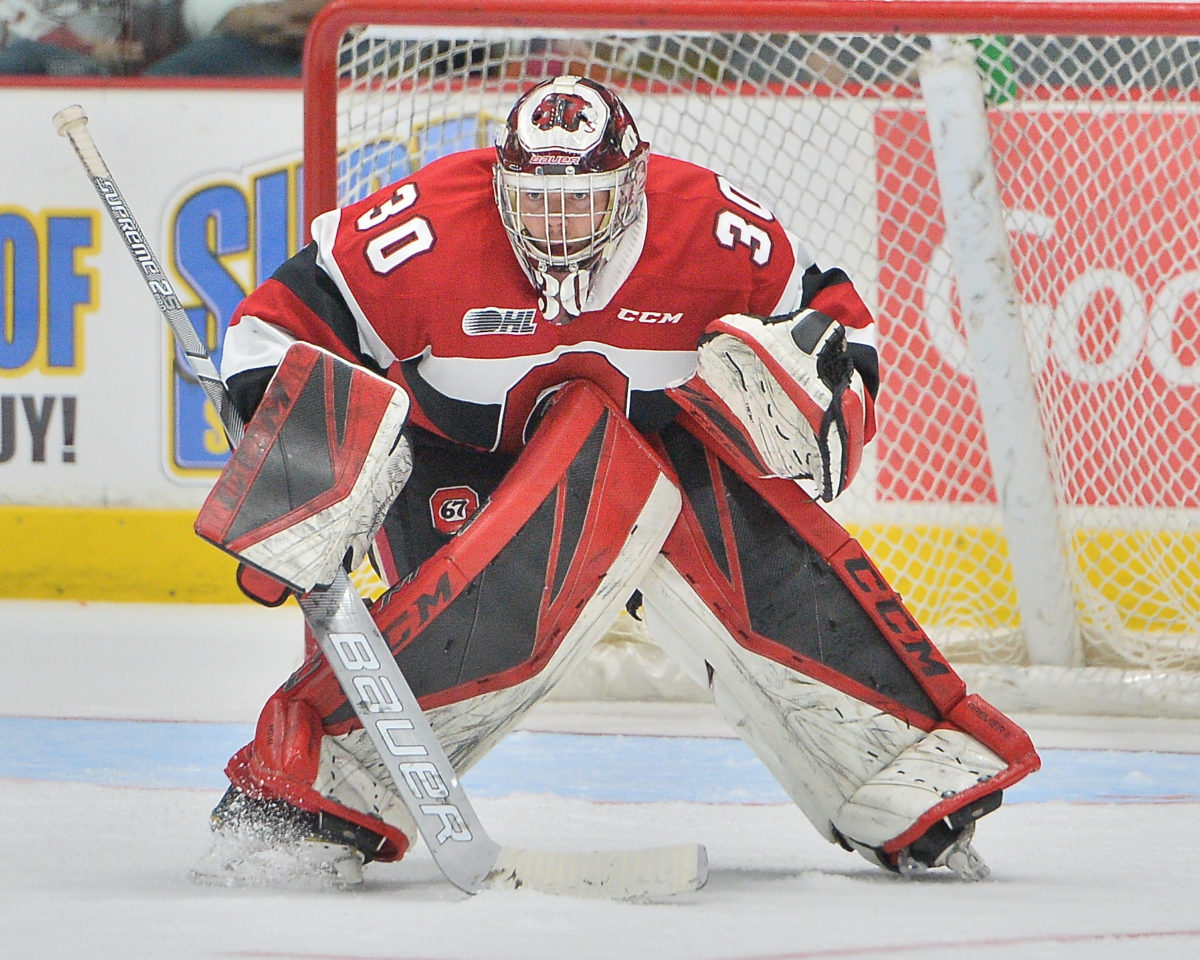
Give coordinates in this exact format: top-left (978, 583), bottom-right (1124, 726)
top-left (2, 600), bottom-right (1199, 959)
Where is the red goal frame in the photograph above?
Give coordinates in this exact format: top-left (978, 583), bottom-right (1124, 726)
top-left (296, 0), bottom-right (1200, 713)
top-left (301, 0), bottom-right (1196, 228)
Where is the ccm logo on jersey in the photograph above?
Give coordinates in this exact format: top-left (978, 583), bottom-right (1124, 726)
top-left (617, 308), bottom-right (682, 324)
top-left (462, 308), bottom-right (538, 335)
top-left (430, 486), bottom-right (481, 535)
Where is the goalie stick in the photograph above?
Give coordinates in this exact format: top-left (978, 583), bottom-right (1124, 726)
top-left (52, 104), bottom-right (708, 900)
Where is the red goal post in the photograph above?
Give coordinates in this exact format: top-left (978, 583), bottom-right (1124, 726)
top-left (303, 0), bottom-right (1200, 716)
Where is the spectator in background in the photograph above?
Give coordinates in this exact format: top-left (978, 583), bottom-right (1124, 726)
top-left (145, 0), bottom-right (323, 75)
top-left (0, 0), bottom-right (179, 74)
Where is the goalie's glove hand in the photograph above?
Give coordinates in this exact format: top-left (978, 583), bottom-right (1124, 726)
top-left (695, 309), bottom-right (867, 501)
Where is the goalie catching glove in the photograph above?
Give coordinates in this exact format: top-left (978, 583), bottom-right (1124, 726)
top-left (685, 309), bottom-right (869, 501)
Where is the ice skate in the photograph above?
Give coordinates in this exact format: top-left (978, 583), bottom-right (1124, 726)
top-left (897, 820), bottom-right (991, 881)
top-left (190, 787), bottom-right (384, 890)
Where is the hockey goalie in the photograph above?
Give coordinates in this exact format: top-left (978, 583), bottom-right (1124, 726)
top-left (191, 74), bottom-right (1039, 888)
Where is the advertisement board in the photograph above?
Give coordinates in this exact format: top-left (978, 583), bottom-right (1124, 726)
top-left (4, 83), bottom-right (1197, 604)
top-left (2, 85), bottom-right (304, 508)
top-left (2, 85), bottom-right (304, 599)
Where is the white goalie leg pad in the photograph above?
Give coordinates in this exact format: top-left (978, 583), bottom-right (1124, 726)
top-left (694, 311), bottom-right (867, 501)
top-left (642, 556), bottom-right (1008, 874)
top-left (639, 556), bottom-right (926, 843)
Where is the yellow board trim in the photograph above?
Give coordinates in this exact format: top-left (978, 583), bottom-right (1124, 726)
top-left (855, 524), bottom-right (1200, 633)
top-left (3, 508), bottom-right (1197, 632)
top-left (0, 506), bottom-right (244, 603)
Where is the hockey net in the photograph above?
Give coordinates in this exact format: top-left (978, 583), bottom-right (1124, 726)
top-left (305, 0), bottom-right (1200, 716)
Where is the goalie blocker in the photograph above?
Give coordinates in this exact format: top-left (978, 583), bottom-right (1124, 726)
top-left (195, 342), bottom-right (413, 596)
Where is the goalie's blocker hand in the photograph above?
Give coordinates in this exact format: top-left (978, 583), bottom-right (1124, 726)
top-left (195, 343), bottom-right (413, 595)
top-left (693, 309), bottom-right (868, 501)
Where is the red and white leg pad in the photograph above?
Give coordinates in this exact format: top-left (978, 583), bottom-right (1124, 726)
top-left (637, 419), bottom-right (1038, 878)
top-left (640, 551), bottom-right (1035, 879)
top-left (640, 558), bottom-right (928, 839)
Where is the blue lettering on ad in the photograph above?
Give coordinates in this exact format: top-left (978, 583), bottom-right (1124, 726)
top-left (169, 167), bottom-right (301, 474)
top-left (0, 213), bottom-right (40, 370)
top-left (47, 216), bottom-right (94, 369)
top-left (1, 209), bottom-right (94, 375)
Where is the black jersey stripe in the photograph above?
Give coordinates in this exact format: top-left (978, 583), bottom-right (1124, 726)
top-left (398, 355), bottom-right (504, 450)
top-left (272, 244), bottom-right (384, 375)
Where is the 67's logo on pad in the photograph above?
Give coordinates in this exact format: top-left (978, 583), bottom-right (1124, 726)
top-left (430, 486), bottom-right (480, 535)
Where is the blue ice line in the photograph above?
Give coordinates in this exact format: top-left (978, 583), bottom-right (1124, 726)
top-left (1, 716), bottom-right (1197, 804)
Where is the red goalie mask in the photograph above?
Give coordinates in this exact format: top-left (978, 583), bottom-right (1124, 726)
top-left (494, 76), bottom-right (649, 319)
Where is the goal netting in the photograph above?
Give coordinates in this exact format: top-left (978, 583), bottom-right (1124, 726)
top-left (306, 0), bottom-right (1200, 716)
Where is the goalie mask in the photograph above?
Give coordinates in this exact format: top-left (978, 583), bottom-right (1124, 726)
top-left (494, 75), bottom-right (649, 323)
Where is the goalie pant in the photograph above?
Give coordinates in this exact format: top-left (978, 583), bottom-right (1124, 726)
top-left (221, 383), bottom-right (1038, 872)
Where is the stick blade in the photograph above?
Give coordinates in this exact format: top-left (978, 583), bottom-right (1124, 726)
top-left (486, 843), bottom-right (708, 899)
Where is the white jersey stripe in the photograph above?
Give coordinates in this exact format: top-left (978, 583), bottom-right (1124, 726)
top-left (220, 314), bottom-right (297, 381)
top-left (769, 228), bottom-right (816, 317)
top-left (415, 342), bottom-right (698, 405)
top-left (311, 208), bottom-right (401, 370)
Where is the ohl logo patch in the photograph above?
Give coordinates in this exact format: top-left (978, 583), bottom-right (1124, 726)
top-left (430, 485), bottom-right (481, 535)
top-left (462, 308), bottom-right (538, 335)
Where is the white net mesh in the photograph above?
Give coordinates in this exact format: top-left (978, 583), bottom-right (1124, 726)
top-left (309, 10), bottom-right (1200, 714)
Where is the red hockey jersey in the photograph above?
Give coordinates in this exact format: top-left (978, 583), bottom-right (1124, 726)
top-left (223, 148), bottom-right (873, 452)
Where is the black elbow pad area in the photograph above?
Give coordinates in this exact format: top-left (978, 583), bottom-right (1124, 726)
top-left (226, 366), bottom-right (276, 423)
